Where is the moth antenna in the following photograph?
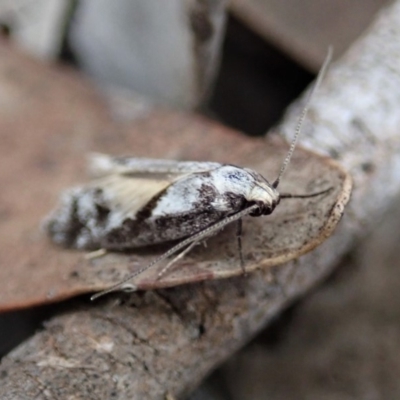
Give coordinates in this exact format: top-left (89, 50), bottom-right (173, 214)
top-left (280, 187), bottom-right (333, 199)
top-left (91, 204), bottom-right (259, 300)
top-left (272, 47), bottom-right (332, 189)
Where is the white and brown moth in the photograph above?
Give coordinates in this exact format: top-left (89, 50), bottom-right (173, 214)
top-left (45, 50), bottom-right (332, 300)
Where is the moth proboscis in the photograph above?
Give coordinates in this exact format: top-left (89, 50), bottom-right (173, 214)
top-left (45, 49), bottom-right (333, 300)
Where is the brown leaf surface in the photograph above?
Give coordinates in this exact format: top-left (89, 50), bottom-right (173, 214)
top-left (0, 41), bottom-right (351, 312)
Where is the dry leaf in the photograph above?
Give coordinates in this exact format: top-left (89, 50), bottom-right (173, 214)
top-left (0, 43), bottom-right (351, 311)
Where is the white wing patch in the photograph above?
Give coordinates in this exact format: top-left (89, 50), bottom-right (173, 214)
top-left (87, 153), bottom-right (223, 218)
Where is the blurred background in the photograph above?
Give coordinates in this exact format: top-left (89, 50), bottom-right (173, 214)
top-left (0, 0), bottom-right (389, 135)
top-left (0, 1), bottom-right (398, 399)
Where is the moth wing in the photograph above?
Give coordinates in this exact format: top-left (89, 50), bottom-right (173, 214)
top-left (87, 154), bottom-right (222, 217)
top-left (90, 174), bottom-right (171, 217)
top-left (88, 153), bottom-right (221, 179)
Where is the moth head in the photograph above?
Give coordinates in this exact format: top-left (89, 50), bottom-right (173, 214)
top-left (213, 165), bottom-right (280, 216)
top-left (245, 173), bottom-right (280, 216)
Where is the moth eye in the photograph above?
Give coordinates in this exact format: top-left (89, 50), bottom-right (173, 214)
top-left (247, 200), bottom-right (277, 216)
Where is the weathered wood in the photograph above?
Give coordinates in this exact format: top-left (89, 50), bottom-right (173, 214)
top-left (230, 0), bottom-right (390, 71)
top-left (0, 0), bottom-right (71, 59)
top-left (70, 0), bottom-right (228, 109)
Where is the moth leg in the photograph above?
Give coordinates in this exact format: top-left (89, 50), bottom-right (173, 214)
top-left (91, 204), bottom-right (259, 301)
top-left (236, 218), bottom-right (246, 275)
top-left (156, 240), bottom-right (200, 281)
top-left (84, 248), bottom-right (108, 260)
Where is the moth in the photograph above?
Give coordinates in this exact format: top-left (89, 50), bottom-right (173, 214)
top-left (45, 50), bottom-right (332, 300)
